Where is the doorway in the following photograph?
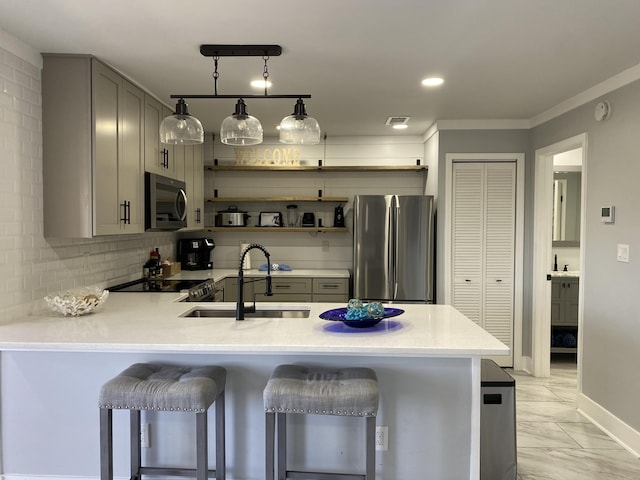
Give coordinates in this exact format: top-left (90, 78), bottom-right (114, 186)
top-left (531, 134), bottom-right (587, 378)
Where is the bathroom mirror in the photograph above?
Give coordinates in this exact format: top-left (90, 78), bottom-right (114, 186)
top-left (552, 171), bottom-right (581, 246)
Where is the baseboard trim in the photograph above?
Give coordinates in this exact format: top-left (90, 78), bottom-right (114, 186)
top-left (516, 355), bottom-right (533, 375)
top-left (1, 476), bottom-right (102, 480)
top-left (577, 392), bottom-right (640, 458)
top-left (1, 476), bottom-right (127, 480)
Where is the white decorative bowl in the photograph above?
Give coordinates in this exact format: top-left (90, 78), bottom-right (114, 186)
top-left (44, 289), bottom-right (109, 316)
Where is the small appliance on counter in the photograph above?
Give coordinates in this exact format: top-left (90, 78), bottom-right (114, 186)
top-left (259, 211), bottom-right (283, 227)
top-left (178, 238), bottom-right (215, 270)
top-left (215, 205), bottom-right (250, 227)
top-left (286, 204), bottom-right (299, 227)
top-left (301, 212), bottom-right (315, 227)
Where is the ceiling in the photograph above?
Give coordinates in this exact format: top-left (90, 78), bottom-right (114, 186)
top-left (2, 0), bottom-right (640, 138)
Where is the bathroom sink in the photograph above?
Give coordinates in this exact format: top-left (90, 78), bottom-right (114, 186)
top-left (551, 271), bottom-right (580, 277)
top-left (180, 307), bottom-right (310, 318)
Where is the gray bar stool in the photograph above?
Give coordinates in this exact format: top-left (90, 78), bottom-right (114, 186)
top-left (264, 364), bottom-right (379, 480)
top-left (99, 363), bottom-right (226, 480)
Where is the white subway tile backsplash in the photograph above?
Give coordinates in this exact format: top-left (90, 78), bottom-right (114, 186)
top-left (0, 43), bottom-right (183, 324)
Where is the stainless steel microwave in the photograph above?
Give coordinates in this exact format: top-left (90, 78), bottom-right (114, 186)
top-left (145, 172), bottom-right (187, 231)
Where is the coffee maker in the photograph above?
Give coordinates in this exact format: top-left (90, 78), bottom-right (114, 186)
top-left (178, 238), bottom-right (215, 270)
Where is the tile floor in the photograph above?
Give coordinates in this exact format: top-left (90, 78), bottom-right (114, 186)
top-left (511, 356), bottom-right (640, 479)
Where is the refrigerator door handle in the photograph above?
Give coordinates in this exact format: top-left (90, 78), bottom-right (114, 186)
top-left (393, 196), bottom-right (400, 299)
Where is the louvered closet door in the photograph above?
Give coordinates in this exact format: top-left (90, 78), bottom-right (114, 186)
top-left (452, 163), bottom-right (484, 324)
top-left (452, 161), bottom-right (516, 366)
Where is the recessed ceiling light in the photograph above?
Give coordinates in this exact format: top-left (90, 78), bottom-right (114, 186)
top-left (250, 79), bottom-right (273, 89)
top-left (392, 124), bottom-right (409, 130)
top-left (421, 77), bottom-right (444, 87)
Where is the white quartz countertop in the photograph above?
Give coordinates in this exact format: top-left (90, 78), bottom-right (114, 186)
top-left (0, 292), bottom-right (508, 357)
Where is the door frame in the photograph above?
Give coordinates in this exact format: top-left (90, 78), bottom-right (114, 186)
top-left (444, 153), bottom-right (525, 369)
top-left (531, 133), bottom-right (587, 377)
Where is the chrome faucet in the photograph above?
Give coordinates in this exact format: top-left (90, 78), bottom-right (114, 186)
top-left (236, 244), bottom-right (273, 320)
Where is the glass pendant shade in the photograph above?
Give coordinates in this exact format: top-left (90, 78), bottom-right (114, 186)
top-left (159, 99), bottom-right (204, 145)
top-left (220, 99), bottom-right (263, 145)
top-left (279, 98), bottom-right (321, 145)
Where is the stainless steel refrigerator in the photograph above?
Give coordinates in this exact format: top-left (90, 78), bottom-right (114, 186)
top-left (353, 195), bottom-right (435, 303)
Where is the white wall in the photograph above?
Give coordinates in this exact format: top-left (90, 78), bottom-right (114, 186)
top-left (0, 30), bottom-right (176, 324)
top-left (532, 80), bottom-right (640, 447)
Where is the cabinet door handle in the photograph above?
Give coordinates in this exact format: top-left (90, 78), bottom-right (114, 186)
top-left (496, 279), bottom-right (503, 283)
top-left (274, 284), bottom-right (291, 289)
top-left (465, 279), bottom-right (472, 282)
top-left (120, 200), bottom-right (130, 224)
top-left (161, 149), bottom-right (169, 168)
top-left (320, 284), bottom-right (340, 289)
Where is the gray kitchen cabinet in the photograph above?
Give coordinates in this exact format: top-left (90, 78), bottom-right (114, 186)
top-left (183, 143), bottom-right (205, 230)
top-left (551, 276), bottom-right (579, 353)
top-left (223, 277), bottom-right (254, 303)
top-left (144, 96), bottom-right (184, 181)
top-left (224, 276), bottom-right (348, 303)
top-left (43, 55), bottom-right (144, 237)
top-left (551, 277), bottom-right (579, 326)
top-left (312, 278), bottom-right (349, 302)
top-left (253, 278), bottom-right (313, 302)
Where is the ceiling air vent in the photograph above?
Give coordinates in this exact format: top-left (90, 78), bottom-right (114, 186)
top-left (385, 116), bottom-right (410, 127)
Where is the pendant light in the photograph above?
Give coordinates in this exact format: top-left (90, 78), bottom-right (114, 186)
top-left (279, 98), bottom-right (321, 145)
top-left (220, 99), bottom-right (263, 145)
top-left (159, 98), bottom-right (204, 145)
top-left (162, 45), bottom-right (319, 147)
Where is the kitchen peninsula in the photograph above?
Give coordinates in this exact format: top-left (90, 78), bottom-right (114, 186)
top-left (0, 292), bottom-right (507, 480)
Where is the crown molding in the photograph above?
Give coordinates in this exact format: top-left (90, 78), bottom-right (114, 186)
top-left (530, 63), bottom-right (640, 127)
top-left (430, 61), bottom-right (640, 134)
top-left (434, 119), bottom-right (531, 130)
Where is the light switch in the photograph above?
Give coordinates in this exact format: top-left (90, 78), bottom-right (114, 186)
top-left (617, 244), bottom-right (630, 263)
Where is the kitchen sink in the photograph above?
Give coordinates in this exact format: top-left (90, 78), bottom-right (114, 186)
top-left (180, 307), bottom-right (310, 318)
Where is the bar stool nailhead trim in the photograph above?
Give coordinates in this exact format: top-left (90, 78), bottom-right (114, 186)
top-left (99, 363), bottom-right (226, 480)
top-left (264, 364), bottom-right (379, 480)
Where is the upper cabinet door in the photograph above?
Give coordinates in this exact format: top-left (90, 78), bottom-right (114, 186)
top-left (144, 98), bottom-right (185, 181)
top-left (184, 144), bottom-right (204, 230)
top-left (119, 79), bottom-right (145, 233)
top-left (144, 94), bottom-right (166, 176)
top-left (92, 61), bottom-right (121, 235)
top-left (93, 60), bottom-right (144, 235)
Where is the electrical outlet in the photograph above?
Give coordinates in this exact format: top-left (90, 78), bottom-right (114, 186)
top-left (375, 425), bottom-right (388, 451)
top-left (322, 240), bottom-right (330, 252)
top-left (141, 423), bottom-right (150, 448)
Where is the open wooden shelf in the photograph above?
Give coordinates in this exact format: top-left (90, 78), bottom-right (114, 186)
top-left (206, 165), bottom-right (427, 172)
top-left (206, 196), bottom-right (348, 203)
top-left (204, 226), bottom-right (348, 233)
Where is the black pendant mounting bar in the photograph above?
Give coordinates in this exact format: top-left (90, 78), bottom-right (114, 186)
top-left (170, 94), bottom-right (311, 99)
top-left (172, 44), bottom-right (310, 100)
top-left (200, 44), bottom-right (282, 57)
